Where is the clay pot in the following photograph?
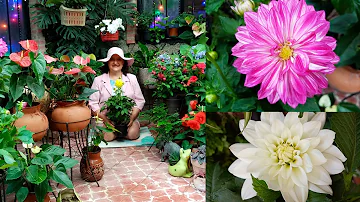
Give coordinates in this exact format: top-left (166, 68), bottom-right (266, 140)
top-left (326, 66), bottom-right (360, 93)
top-left (24, 193), bottom-right (50, 202)
top-left (168, 28), bottom-right (178, 37)
top-left (14, 102), bottom-right (49, 142)
top-left (80, 146), bottom-right (104, 182)
top-left (51, 101), bottom-right (91, 132)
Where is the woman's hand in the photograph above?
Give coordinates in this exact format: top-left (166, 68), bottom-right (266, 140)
top-left (127, 120), bottom-right (133, 127)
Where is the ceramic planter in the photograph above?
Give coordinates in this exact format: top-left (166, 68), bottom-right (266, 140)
top-left (326, 66), bottom-right (360, 93)
top-left (51, 101), bottom-right (91, 132)
top-left (14, 102), bottom-right (49, 142)
top-left (24, 193), bottom-right (50, 202)
top-left (80, 146), bottom-right (104, 182)
top-left (100, 31), bottom-right (119, 42)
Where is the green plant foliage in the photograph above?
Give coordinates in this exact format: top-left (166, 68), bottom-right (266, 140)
top-left (251, 175), bottom-right (281, 202)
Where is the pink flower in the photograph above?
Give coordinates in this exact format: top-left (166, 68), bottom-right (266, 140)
top-left (44, 55), bottom-right (58, 63)
top-left (0, 38), bottom-right (8, 57)
top-left (81, 66), bottom-right (96, 74)
top-left (64, 68), bottom-right (81, 75)
top-left (48, 66), bottom-right (64, 75)
top-left (232, 0), bottom-right (339, 108)
top-left (187, 76), bottom-right (198, 86)
top-left (73, 55), bottom-right (90, 65)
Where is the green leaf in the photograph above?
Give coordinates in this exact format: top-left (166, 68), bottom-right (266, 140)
top-left (26, 76), bottom-right (45, 99)
top-left (4, 65), bottom-right (21, 75)
top-left (6, 179), bottom-right (24, 194)
top-left (77, 87), bottom-right (98, 100)
top-left (307, 191), bottom-right (331, 202)
top-left (218, 16), bottom-right (242, 37)
top-left (54, 156), bottom-right (78, 169)
top-left (16, 187), bottom-right (29, 202)
top-left (17, 129), bottom-right (35, 144)
top-left (281, 97), bottom-right (320, 112)
top-left (251, 175), bottom-right (281, 202)
top-left (178, 31), bottom-right (194, 40)
top-left (181, 140), bottom-right (192, 150)
top-left (330, 12), bottom-right (358, 34)
top-left (25, 165), bottom-right (47, 185)
top-left (331, 0), bottom-right (358, 14)
top-left (206, 0), bottom-right (225, 14)
top-left (42, 145), bottom-right (66, 156)
top-left (31, 152), bottom-right (53, 166)
top-left (31, 52), bottom-right (46, 83)
top-left (6, 166), bottom-right (23, 180)
top-left (9, 74), bottom-right (26, 102)
top-left (231, 98), bottom-right (257, 111)
top-left (50, 169), bottom-right (74, 188)
top-left (0, 149), bottom-right (16, 164)
top-left (174, 133), bottom-right (186, 140)
top-left (35, 180), bottom-right (50, 202)
top-left (337, 102), bottom-right (360, 112)
top-left (330, 113), bottom-right (360, 172)
top-left (334, 22), bottom-right (360, 67)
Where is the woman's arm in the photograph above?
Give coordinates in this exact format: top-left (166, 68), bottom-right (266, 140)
top-left (128, 107), bottom-right (141, 127)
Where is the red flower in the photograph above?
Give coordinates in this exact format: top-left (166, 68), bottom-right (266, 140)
top-left (158, 73), bottom-right (165, 80)
top-left (182, 68), bottom-right (188, 73)
top-left (194, 111), bottom-right (206, 124)
top-left (74, 79), bottom-right (87, 86)
top-left (187, 120), bottom-right (201, 130)
top-left (187, 76), bottom-right (198, 86)
top-left (19, 40), bottom-right (38, 52)
top-left (189, 100), bottom-right (198, 110)
top-left (181, 114), bottom-right (189, 127)
top-left (82, 66), bottom-right (96, 74)
top-left (192, 63), bottom-right (205, 74)
top-left (64, 68), bottom-right (81, 75)
top-left (9, 50), bottom-right (31, 67)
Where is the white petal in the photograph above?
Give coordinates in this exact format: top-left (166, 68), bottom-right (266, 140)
top-left (299, 112), bottom-right (314, 123)
top-left (271, 119), bottom-right (285, 136)
top-left (322, 153), bottom-right (345, 175)
top-left (278, 175), bottom-right (295, 192)
top-left (308, 137), bottom-right (321, 150)
top-left (280, 164), bottom-right (292, 179)
top-left (310, 112), bottom-right (326, 129)
top-left (241, 178), bottom-right (257, 200)
top-left (270, 112), bottom-right (285, 125)
top-left (260, 112), bottom-right (271, 124)
top-left (316, 129), bottom-right (335, 151)
top-left (236, 148), bottom-right (260, 163)
top-left (302, 121), bottom-right (321, 138)
top-left (290, 122), bottom-right (303, 139)
top-left (228, 159), bottom-right (251, 179)
top-left (281, 126), bottom-right (292, 140)
top-left (255, 121), bottom-right (271, 138)
top-left (253, 139), bottom-right (269, 150)
top-left (302, 153), bottom-right (313, 173)
top-left (240, 119), bottom-right (255, 131)
top-left (291, 155), bottom-right (303, 167)
top-left (284, 112), bottom-right (301, 128)
top-left (289, 185), bottom-right (308, 202)
top-left (247, 159), bottom-right (269, 174)
top-left (268, 165), bottom-right (282, 178)
top-left (291, 167), bottom-right (307, 187)
top-left (308, 149), bottom-right (327, 165)
top-left (229, 143), bottom-right (255, 158)
top-left (267, 179), bottom-right (280, 191)
top-left (240, 120), bottom-right (258, 145)
top-left (298, 139), bottom-right (310, 153)
top-left (309, 182), bottom-right (333, 195)
top-left (323, 145), bottom-right (347, 162)
top-left (265, 134), bottom-right (281, 146)
top-left (307, 166), bottom-right (332, 185)
top-left (281, 191), bottom-right (296, 202)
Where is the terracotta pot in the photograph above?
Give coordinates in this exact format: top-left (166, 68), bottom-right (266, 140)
top-left (168, 28), bottom-right (178, 37)
top-left (24, 192), bottom-right (50, 202)
top-left (326, 66), bottom-right (360, 93)
top-left (14, 102), bottom-right (49, 142)
top-left (51, 101), bottom-right (91, 132)
top-left (80, 146), bottom-right (104, 182)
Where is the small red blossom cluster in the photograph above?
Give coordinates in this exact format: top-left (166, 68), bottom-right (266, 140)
top-left (181, 100), bottom-right (206, 130)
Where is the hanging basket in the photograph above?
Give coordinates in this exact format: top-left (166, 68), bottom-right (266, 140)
top-left (60, 5), bottom-right (87, 26)
top-left (100, 31), bottom-right (119, 42)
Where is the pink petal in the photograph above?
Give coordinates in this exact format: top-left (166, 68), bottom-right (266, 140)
top-left (64, 68), bottom-right (81, 75)
top-left (73, 55), bottom-right (82, 65)
top-left (49, 66), bottom-right (64, 75)
top-left (82, 66), bottom-right (96, 74)
top-left (298, 42), bottom-right (332, 55)
top-left (293, 11), bottom-right (318, 40)
top-left (321, 36), bottom-right (337, 50)
top-left (44, 55), bottom-right (58, 64)
top-left (258, 61), bottom-right (282, 99)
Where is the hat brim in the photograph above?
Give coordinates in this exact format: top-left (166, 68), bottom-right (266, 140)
top-left (98, 54), bottom-right (134, 66)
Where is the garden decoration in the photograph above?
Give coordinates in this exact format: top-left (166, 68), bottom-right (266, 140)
top-left (101, 78), bottom-right (135, 138)
top-left (56, 188), bottom-right (81, 202)
top-left (168, 148), bottom-right (193, 178)
top-left (5, 144), bottom-right (78, 202)
top-left (80, 116), bottom-right (113, 183)
top-left (161, 141), bottom-right (181, 162)
top-left (45, 54), bottom-right (98, 132)
top-left (190, 145), bottom-right (206, 192)
top-left (206, 0), bottom-right (360, 112)
top-left (95, 18), bottom-right (125, 42)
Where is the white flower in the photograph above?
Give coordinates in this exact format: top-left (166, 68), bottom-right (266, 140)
top-left (100, 27), bottom-right (106, 32)
top-left (94, 25), bottom-right (99, 29)
top-left (319, 95), bottom-right (331, 108)
top-left (229, 112), bottom-right (346, 202)
top-left (107, 24), bottom-right (118, 34)
top-left (231, 0), bottom-right (254, 16)
top-left (325, 105), bottom-right (337, 112)
top-left (22, 143), bottom-right (33, 149)
top-left (102, 19), bottom-right (111, 26)
top-left (31, 146), bottom-right (42, 154)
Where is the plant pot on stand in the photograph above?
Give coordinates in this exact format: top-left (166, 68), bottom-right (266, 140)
top-left (14, 102), bottom-right (49, 142)
top-left (80, 146), bottom-right (104, 182)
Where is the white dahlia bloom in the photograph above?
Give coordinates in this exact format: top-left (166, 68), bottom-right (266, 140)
top-left (229, 112), bottom-right (346, 202)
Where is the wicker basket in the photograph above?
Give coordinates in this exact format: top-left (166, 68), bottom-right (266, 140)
top-left (60, 5), bottom-right (87, 26)
top-left (100, 31), bottom-right (119, 42)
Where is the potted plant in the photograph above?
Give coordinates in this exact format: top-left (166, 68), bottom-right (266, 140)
top-left (80, 116), bottom-right (113, 182)
top-left (5, 40), bottom-right (51, 141)
top-left (95, 18), bottom-right (125, 42)
top-left (135, 12), bottom-right (155, 42)
top-left (101, 79), bottom-right (135, 137)
top-left (190, 145), bottom-right (206, 192)
top-left (5, 144), bottom-right (78, 202)
top-left (131, 42), bottom-right (158, 85)
top-left (46, 0), bottom-right (91, 26)
top-left (44, 53), bottom-right (98, 132)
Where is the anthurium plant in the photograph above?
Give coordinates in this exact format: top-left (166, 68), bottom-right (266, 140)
top-left (44, 53), bottom-right (100, 101)
top-left (5, 144), bottom-right (78, 202)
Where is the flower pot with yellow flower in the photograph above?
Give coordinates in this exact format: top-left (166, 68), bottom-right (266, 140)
top-left (101, 78), bottom-right (135, 138)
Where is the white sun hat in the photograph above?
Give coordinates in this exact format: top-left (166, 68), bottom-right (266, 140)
top-left (98, 47), bottom-right (134, 66)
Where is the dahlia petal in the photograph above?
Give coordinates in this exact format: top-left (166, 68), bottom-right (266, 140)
top-left (309, 137), bottom-right (321, 150)
top-left (293, 11), bottom-right (318, 40)
top-left (322, 153), bottom-right (345, 175)
top-left (247, 159), bottom-right (269, 174)
top-left (277, 74), bottom-right (289, 103)
top-left (268, 165), bottom-right (282, 178)
top-left (309, 183), bottom-right (333, 195)
top-left (267, 179), bottom-right (281, 191)
top-left (291, 155), bottom-right (303, 167)
top-left (255, 121), bottom-right (271, 138)
top-left (233, 147), bottom-right (259, 162)
top-left (302, 121), bottom-right (321, 138)
top-left (267, 7), bottom-right (285, 43)
top-left (228, 159), bottom-right (251, 179)
top-left (281, 127), bottom-right (292, 140)
top-left (269, 112), bottom-right (285, 123)
top-left (290, 185), bottom-right (308, 202)
top-left (299, 42), bottom-right (332, 55)
top-left (289, 70), bottom-right (306, 95)
top-left (271, 119), bottom-right (285, 136)
top-left (323, 145), bottom-right (347, 162)
top-left (241, 178), bottom-right (257, 200)
top-left (278, 173), bottom-right (295, 191)
top-left (314, 22), bottom-right (330, 40)
top-left (298, 139), bottom-right (310, 153)
top-left (290, 122), bottom-right (303, 139)
top-left (302, 153), bottom-right (313, 173)
top-left (307, 166), bottom-right (332, 185)
top-left (316, 129), bottom-right (335, 151)
top-left (229, 143), bottom-right (256, 158)
top-left (293, 53), bottom-right (309, 75)
top-left (295, 31), bottom-right (316, 46)
top-left (258, 62), bottom-right (281, 99)
top-left (291, 167), bottom-right (307, 187)
top-left (308, 149), bottom-right (327, 165)
top-left (321, 36), bottom-right (337, 50)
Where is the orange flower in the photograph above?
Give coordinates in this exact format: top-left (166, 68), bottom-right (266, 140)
top-left (189, 100), bottom-right (198, 110)
top-left (181, 114), bottom-right (189, 127)
top-left (194, 111), bottom-right (206, 124)
top-left (187, 119), bottom-right (201, 130)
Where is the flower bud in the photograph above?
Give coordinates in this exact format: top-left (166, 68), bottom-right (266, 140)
top-left (231, 0), bottom-right (254, 16)
top-left (31, 146), bottom-right (42, 154)
top-left (22, 143), bottom-right (33, 149)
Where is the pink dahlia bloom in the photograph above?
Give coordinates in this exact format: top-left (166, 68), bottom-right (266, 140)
top-left (232, 0), bottom-right (339, 108)
top-left (0, 38), bottom-right (8, 57)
